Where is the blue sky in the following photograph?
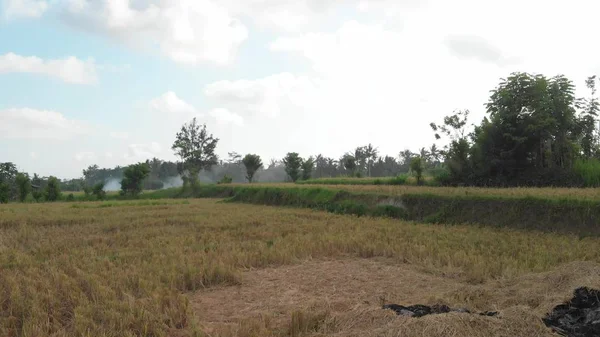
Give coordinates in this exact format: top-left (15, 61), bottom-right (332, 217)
top-left (1, 0), bottom-right (600, 179)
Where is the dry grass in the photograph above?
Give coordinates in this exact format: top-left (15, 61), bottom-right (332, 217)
top-left (245, 183), bottom-right (600, 200)
top-left (1, 199), bottom-right (600, 336)
top-left (197, 259), bottom-right (600, 337)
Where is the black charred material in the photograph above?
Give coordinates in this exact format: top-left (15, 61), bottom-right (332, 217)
top-left (382, 303), bottom-right (498, 318)
top-left (543, 287), bottom-right (600, 337)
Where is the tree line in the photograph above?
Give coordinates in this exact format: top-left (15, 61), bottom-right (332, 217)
top-left (431, 73), bottom-right (600, 186)
top-left (2, 71), bottom-right (599, 203)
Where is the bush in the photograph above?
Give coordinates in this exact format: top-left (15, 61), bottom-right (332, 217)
top-left (574, 159), bottom-right (600, 187)
top-left (92, 182), bottom-right (106, 200)
top-left (15, 173), bottom-right (31, 202)
top-left (430, 167), bottom-right (451, 185)
top-left (217, 175), bottom-right (233, 184)
top-left (45, 176), bottom-right (62, 202)
top-left (121, 163), bottom-right (151, 197)
top-left (32, 190), bottom-right (43, 202)
top-left (66, 193), bottom-right (75, 202)
top-left (0, 182), bottom-right (9, 204)
top-left (390, 174), bottom-right (408, 185)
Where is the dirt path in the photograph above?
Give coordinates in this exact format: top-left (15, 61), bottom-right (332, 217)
top-left (190, 258), bottom-right (600, 337)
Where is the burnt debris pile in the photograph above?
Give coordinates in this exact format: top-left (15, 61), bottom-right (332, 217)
top-left (382, 303), bottom-right (498, 318)
top-left (543, 287), bottom-right (600, 337)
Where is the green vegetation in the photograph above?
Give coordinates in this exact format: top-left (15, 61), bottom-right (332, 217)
top-left (92, 182), bottom-right (106, 200)
top-left (120, 162), bottom-right (151, 197)
top-left (172, 117), bottom-right (219, 186)
top-left (431, 74), bottom-right (600, 187)
top-left (44, 176), bottom-right (61, 202)
top-left (298, 175), bottom-right (410, 186)
top-left (242, 154), bottom-right (263, 183)
top-left (283, 152), bottom-right (303, 182)
top-left (175, 184), bottom-right (600, 236)
top-left (15, 173), bottom-right (30, 202)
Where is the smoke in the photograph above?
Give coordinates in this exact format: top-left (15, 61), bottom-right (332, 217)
top-left (163, 176), bottom-right (183, 188)
top-left (104, 178), bottom-right (121, 191)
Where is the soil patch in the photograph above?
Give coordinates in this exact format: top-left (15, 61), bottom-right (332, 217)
top-left (190, 259), bottom-right (600, 337)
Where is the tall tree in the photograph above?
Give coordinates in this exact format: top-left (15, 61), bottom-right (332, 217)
top-left (0, 162), bottom-right (18, 201)
top-left (410, 157), bottom-right (424, 185)
top-left (15, 173), bottom-right (31, 202)
top-left (341, 154), bottom-right (357, 175)
top-left (242, 154), bottom-right (263, 183)
top-left (120, 163), bottom-right (151, 197)
top-left (45, 176), bottom-right (61, 202)
top-left (363, 144), bottom-right (379, 176)
top-left (282, 152), bottom-right (302, 182)
top-left (171, 118), bottom-right (219, 184)
top-left (0, 182), bottom-right (8, 204)
top-left (301, 156), bottom-right (315, 180)
top-left (579, 75), bottom-right (599, 158)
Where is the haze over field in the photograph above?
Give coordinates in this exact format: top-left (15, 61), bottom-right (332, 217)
top-left (1, 0), bottom-right (600, 179)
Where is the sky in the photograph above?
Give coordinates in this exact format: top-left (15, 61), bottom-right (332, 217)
top-left (1, 0), bottom-right (599, 179)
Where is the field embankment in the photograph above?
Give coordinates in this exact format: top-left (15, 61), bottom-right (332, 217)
top-left (179, 184), bottom-right (600, 236)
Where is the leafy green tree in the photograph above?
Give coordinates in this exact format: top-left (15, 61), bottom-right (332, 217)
top-left (301, 156), bottom-right (314, 180)
top-left (15, 173), bottom-right (31, 202)
top-left (579, 75), bottom-right (599, 158)
top-left (341, 155), bottom-right (357, 176)
top-left (31, 173), bottom-right (43, 202)
top-left (363, 144), bottom-right (378, 176)
top-left (172, 118), bottom-right (219, 186)
top-left (92, 182), bottom-right (106, 200)
top-left (242, 154), bottom-right (263, 183)
top-left (120, 163), bottom-right (151, 197)
top-left (83, 164), bottom-right (100, 186)
top-left (45, 176), bottom-right (62, 202)
top-left (0, 182), bottom-right (9, 204)
top-left (0, 162), bottom-right (18, 201)
top-left (410, 157), bottom-right (424, 185)
top-left (282, 152), bottom-right (302, 182)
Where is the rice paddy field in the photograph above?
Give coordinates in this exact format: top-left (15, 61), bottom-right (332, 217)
top-left (1, 197), bottom-right (600, 337)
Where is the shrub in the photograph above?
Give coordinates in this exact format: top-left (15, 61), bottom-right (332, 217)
top-left (574, 159), bottom-right (600, 187)
top-left (92, 182), bottom-right (107, 200)
top-left (32, 190), bottom-right (43, 202)
top-left (430, 167), bottom-right (452, 185)
top-left (15, 173), bottom-right (31, 202)
top-left (218, 175), bottom-right (233, 184)
top-left (66, 193), bottom-right (75, 202)
top-left (45, 176), bottom-right (62, 202)
top-left (0, 182), bottom-right (8, 204)
top-left (410, 157), bottom-right (424, 185)
top-left (121, 163), bottom-right (151, 197)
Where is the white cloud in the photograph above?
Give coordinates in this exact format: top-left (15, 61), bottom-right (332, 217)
top-left (75, 151), bottom-right (96, 162)
top-left (30, 152), bottom-right (37, 159)
top-left (0, 53), bottom-right (98, 84)
top-left (2, 0), bottom-right (48, 19)
top-left (209, 108), bottom-right (243, 126)
top-left (149, 91), bottom-right (198, 115)
top-left (105, 152), bottom-right (114, 159)
top-left (109, 131), bottom-right (129, 140)
top-left (204, 73), bottom-right (317, 118)
top-left (61, 0), bottom-right (248, 66)
top-left (0, 108), bottom-right (89, 140)
top-left (444, 34), bottom-right (520, 66)
top-left (126, 142), bottom-right (162, 159)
